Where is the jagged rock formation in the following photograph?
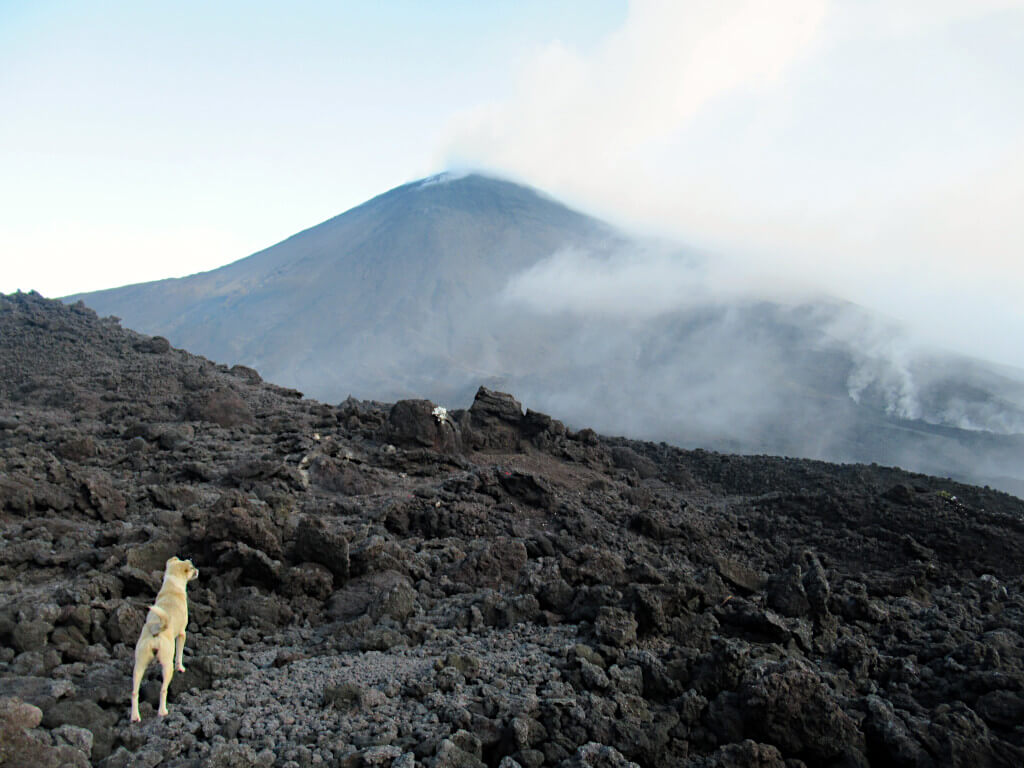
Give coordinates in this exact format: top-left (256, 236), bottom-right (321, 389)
top-left (2, 290), bottom-right (1024, 767)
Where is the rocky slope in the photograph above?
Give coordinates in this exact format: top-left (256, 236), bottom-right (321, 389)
top-left (2, 290), bottom-right (1024, 768)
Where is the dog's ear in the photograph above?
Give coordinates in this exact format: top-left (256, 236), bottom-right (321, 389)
top-left (166, 556), bottom-right (180, 566)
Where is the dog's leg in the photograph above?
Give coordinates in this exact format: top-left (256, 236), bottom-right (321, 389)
top-left (130, 653), bottom-right (148, 722)
top-left (157, 641), bottom-right (174, 716)
top-left (175, 631), bottom-right (186, 672)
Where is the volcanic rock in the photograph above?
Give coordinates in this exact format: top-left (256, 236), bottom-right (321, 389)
top-left (2, 291), bottom-right (1024, 768)
top-left (185, 386), bottom-right (254, 427)
top-left (387, 399), bottom-right (462, 453)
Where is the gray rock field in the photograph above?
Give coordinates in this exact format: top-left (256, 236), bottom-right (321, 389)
top-left (2, 290), bottom-right (1024, 767)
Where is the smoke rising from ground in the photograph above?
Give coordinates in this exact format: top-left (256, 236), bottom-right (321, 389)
top-left (500, 244), bottom-right (821, 317)
top-left (487, 239), bottom-right (1024, 456)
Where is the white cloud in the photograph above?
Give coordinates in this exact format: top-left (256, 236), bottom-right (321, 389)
top-left (438, 0), bottom-right (1024, 368)
top-left (834, 0), bottom-right (1024, 36)
top-left (499, 243), bottom-right (819, 317)
top-left (441, 0), bottom-right (828, 184)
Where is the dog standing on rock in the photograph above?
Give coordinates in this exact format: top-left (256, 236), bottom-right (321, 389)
top-left (130, 556), bottom-right (199, 722)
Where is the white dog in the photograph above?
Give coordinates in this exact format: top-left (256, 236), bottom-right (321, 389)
top-left (130, 556), bottom-right (199, 722)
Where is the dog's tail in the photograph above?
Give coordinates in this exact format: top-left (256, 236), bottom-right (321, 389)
top-left (145, 605), bottom-right (169, 635)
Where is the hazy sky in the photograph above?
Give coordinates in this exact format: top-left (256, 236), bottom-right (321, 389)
top-left (2, 1), bottom-right (1022, 367)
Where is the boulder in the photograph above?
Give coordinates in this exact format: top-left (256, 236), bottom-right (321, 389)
top-left (800, 551), bottom-right (831, 617)
top-left (0, 474), bottom-right (34, 513)
top-left (0, 696), bottom-right (90, 768)
top-left (125, 537), bottom-right (182, 573)
top-left (740, 658), bottom-right (861, 762)
top-left (308, 456), bottom-right (382, 495)
top-left (78, 473), bottom-right (126, 521)
top-left (694, 741), bottom-right (787, 768)
top-left (498, 471), bottom-right (554, 510)
top-left (323, 681), bottom-right (367, 711)
top-left (224, 587), bottom-right (293, 628)
top-left (862, 695), bottom-right (932, 767)
top-left (562, 742), bottom-right (641, 768)
top-left (386, 399), bottom-right (461, 453)
top-left (229, 364), bottom-right (262, 384)
top-left (43, 699), bottom-right (118, 759)
top-left (470, 387), bottom-right (523, 425)
top-left (58, 436), bottom-right (96, 461)
top-left (283, 562), bottom-right (334, 600)
top-left (467, 387), bottom-right (523, 449)
top-left (215, 541), bottom-right (282, 588)
top-left (715, 556), bottom-right (766, 594)
top-left (154, 424), bottom-right (194, 451)
top-left (975, 690), bottom-right (1024, 730)
top-left (369, 579), bottom-right (417, 622)
top-left (52, 725), bottom-right (93, 757)
top-left (0, 696), bottom-right (41, 730)
top-left (134, 335), bottom-right (171, 354)
top-left (327, 570), bottom-right (411, 622)
top-left (186, 387), bottom-right (254, 427)
top-left (594, 607), bottom-right (638, 648)
top-left (202, 502), bottom-right (282, 559)
top-left (0, 677), bottom-right (73, 710)
top-left (766, 565), bottom-right (811, 618)
top-left (433, 730), bottom-right (486, 768)
top-left (610, 446), bottom-right (659, 479)
top-left (12, 619), bottom-right (51, 653)
top-left (294, 516), bottom-right (350, 581)
top-left (448, 539), bottom-right (528, 589)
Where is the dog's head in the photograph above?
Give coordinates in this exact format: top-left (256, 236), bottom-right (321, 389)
top-left (165, 556), bottom-right (199, 583)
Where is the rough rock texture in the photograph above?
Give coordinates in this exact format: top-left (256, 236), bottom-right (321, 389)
top-left (2, 291), bottom-right (1024, 767)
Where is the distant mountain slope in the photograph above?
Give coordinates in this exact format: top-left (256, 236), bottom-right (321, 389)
top-left (68, 173), bottom-right (619, 397)
top-left (66, 172), bottom-right (1024, 495)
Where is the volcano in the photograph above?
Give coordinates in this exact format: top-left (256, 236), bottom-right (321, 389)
top-left (66, 173), bottom-right (1024, 495)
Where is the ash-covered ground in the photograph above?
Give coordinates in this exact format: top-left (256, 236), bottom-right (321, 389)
top-left (2, 290), bottom-right (1024, 768)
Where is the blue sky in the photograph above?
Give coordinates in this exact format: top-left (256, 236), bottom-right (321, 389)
top-left (2, 1), bottom-right (1023, 367)
top-left (1, 1), bottom-right (622, 290)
